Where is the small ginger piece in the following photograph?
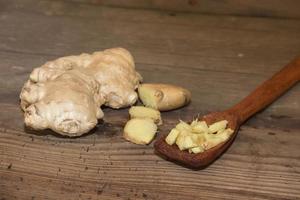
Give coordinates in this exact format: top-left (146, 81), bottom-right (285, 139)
top-left (175, 131), bottom-right (197, 150)
top-left (203, 128), bottom-right (234, 149)
top-left (189, 146), bottom-right (204, 154)
top-left (138, 83), bottom-right (191, 111)
top-left (176, 120), bottom-right (192, 132)
top-left (123, 118), bottom-right (157, 145)
top-left (165, 128), bottom-right (180, 145)
top-left (208, 120), bottom-right (228, 134)
top-left (191, 120), bottom-right (209, 134)
top-left (129, 106), bottom-right (162, 125)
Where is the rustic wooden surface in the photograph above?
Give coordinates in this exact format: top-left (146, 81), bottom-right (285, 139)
top-left (0, 0), bottom-right (300, 199)
top-left (72, 0), bottom-right (300, 19)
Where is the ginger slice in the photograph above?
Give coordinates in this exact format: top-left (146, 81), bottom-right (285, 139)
top-left (129, 106), bottom-right (162, 125)
top-left (138, 83), bottom-right (191, 111)
top-left (123, 118), bottom-right (157, 145)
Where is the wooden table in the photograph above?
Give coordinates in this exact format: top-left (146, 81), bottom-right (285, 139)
top-left (1, 1), bottom-right (300, 199)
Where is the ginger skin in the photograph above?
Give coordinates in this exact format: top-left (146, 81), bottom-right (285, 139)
top-left (20, 48), bottom-right (142, 136)
top-left (138, 83), bottom-right (191, 111)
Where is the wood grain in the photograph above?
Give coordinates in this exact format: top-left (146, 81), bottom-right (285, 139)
top-left (0, 0), bottom-right (300, 199)
top-left (68, 0), bottom-right (300, 19)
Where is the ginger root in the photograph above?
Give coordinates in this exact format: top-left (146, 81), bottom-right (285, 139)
top-left (138, 83), bottom-right (191, 111)
top-left (20, 48), bottom-right (142, 136)
top-left (123, 118), bottom-right (157, 145)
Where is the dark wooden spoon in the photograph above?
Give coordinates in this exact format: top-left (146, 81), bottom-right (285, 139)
top-left (154, 57), bottom-right (300, 169)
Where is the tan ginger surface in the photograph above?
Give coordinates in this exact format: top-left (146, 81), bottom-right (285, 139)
top-left (20, 48), bottom-right (142, 136)
top-left (138, 83), bottom-right (191, 111)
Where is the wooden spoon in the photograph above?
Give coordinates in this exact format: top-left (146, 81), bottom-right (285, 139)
top-left (154, 57), bottom-right (300, 169)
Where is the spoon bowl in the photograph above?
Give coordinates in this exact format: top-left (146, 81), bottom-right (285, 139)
top-left (154, 111), bottom-right (239, 168)
top-left (154, 57), bottom-right (300, 168)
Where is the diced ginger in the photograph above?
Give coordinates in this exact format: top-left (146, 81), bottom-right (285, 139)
top-left (208, 120), bottom-right (228, 134)
top-left (182, 136), bottom-right (198, 149)
top-left (192, 121), bottom-right (209, 134)
top-left (216, 128), bottom-right (234, 137)
top-left (129, 106), bottom-right (162, 125)
top-left (190, 119), bottom-right (199, 127)
top-left (203, 135), bottom-right (226, 150)
top-left (123, 118), bottom-right (157, 145)
top-left (165, 128), bottom-right (180, 145)
top-left (165, 119), bottom-right (234, 154)
top-left (203, 128), bottom-right (234, 149)
top-left (175, 133), bottom-right (197, 150)
top-left (189, 146), bottom-right (204, 154)
top-left (191, 133), bottom-right (206, 144)
top-left (175, 120), bottom-right (192, 132)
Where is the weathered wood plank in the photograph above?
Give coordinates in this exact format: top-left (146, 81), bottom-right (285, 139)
top-left (0, 0), bottom-right (300, 199)
top-left (66, 0), bottom-right (300, 19)
top-left (0, 105), bottom-right (300, 200)
top-left (0, 0), bottom-right (299, 119)
top-left (1, 1), bottom-right (300, 69)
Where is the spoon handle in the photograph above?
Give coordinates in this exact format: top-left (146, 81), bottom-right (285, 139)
top-left (228, 57), bottom-right (300, 124)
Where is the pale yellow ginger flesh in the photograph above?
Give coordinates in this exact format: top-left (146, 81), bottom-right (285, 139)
top-left (20, 48), bottom-right (142, 137)
top-left (123, 118), bottom-right (157, 145)
top-left (138, 83), bottom-right (191, 111)
top-left (165, 119), bottom-right (234, 153)
top-left (129, 106), bottom-right (162, 125)
top-left (123, 106), bottom-right (161, 145)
